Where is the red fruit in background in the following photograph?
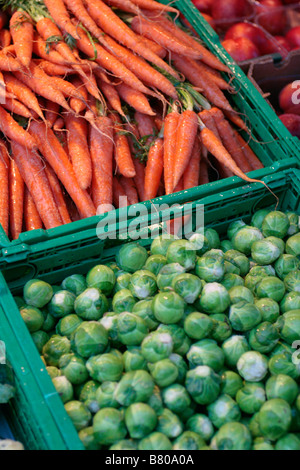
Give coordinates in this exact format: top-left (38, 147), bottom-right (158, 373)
top-left (180, 12), bottom-right (216, 32)
top-left (191, 0), bottom-right (213, 14)
top-left (286, 27), bottom-right (300, 48)
top-left (201, 13), bottom-right (216, 30)
top-left (279, 82), bottom-right (300, 113)
top-left (211, 0), bottom-right (251, 29)
top-left (222, 37), bottom-right (260, 62)
top-left (279, 114), bottom-right (300, 138)
top-left (282, 0), bottom-right (300, 4)
top-left (224, 22), bottom-right (270, 53)
top-left (256, 0), bottom-right (287, 36)
top-left (274, 35), bottom-right (293, 51)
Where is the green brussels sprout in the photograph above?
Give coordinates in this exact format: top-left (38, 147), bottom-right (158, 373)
top-left (248, 412), bottom-right (263, 438)
top-left (141, 331), bottom-right (173, 363)
top-left (156, 263), bottom-right (185, 291)
top-left (258, 398), bottom-right (292, 441)
top-left (99, 313), bottom-right (120, 346)
top-left (112, 288), bottom-right (136, 314)
top-left (277, 310), bottom-right (300, 344)
top-left (224, 260), bottom-right (240, 275)
top-left (52, 375), bottom-right (73, 404)
top-left (64, 400), bottom-right (92, 431)
top-left (207, 394), bottom-right (241, 429)
top-left (169, 353), bottom-right (188, 384)
top-left (153, 291), bottom-right (185, 325)
top-left (220, 239), bottom-right (233, 252)
top-left (147, 385), bottom-right (164, 416)
top-left (248, 321), bottom-right (280, 353)
top-left (58, 353), bottom-right (89, 385)
top-left (296, 394), bottom-right (300, 412)
top-left (171, 273), bottom-right (202, 304)
top-left (255, 276), bottom-right (286, 302)
top-left (46, 366), bottom-right (61, 379)
top-left (286, 233), bottom-right (300, 257)
top-left (157, 324), bottom-right (187, 354)
top-left (195, 253), bottom-right (225, 283)
top-left (229, 301), bottom-right (262, 332)
top-left (117, 312), bottom-right (148, 346)
top-left (261, 211), bottom-right (290, 239)
top-left (123, 347), bottom-right (147, 372)
top-left (128, 270), bottom-right (157, 300)
top-left (221, 273), bottom-right (244, 291)
top-left (161, 383), bottom-right (191, 415)
top-left (78, 380), bottom-right (99, 414)
top-left (23, 279), bottom-right (53, 308)
top-left (131, 299), bottom-right (158, 331)
top-left (150, 234), bottom-right (178, 256)
top-left (210, 313), bottom-right (232, 343)
top-left (166, 239), bottom-right (197, 271)
top-left (116, 242), bottom-right (148, 273)
top-left (156, 408), bottom-right (184, 439)
top-left (275, 433), bottom-right (300, 450)
top-left (251, 209), bottom-right (270, 230)
top-left (14, 296), bottom-right (26, 309)
top-left (265, 374), bottom-right (298, 405)
top-left (232, 226), bottom-right (263, 255)
top-left (236, 382), bottom-right (266, 414)
top-left (284, 270), bottom-right (300, 294)
top-left (71, 321), bottom-right (108, 358)
top-left (86, 265), bottom-right (116, 295)
top-left (138, 432), bottom-right (172, 451)
top-left (173, 431), bottom-right (206, 450)
top-left (31, 330), bottom-right (49, 354)
top-left (204, 228), bottom-right (221, 248)
top-left (268, 352), bottom-right (300, 380)
top-left (229, 286), bottom-right (254, 305)
top-left (220, 371), bottom-right (243, 398)
top-left (114, 370), bottom-right (154, 406)
top-left (281, 291), bottom-right (300, 313)
top-left (95, 382), bottom-right (119, 409)
top-left (125, 402), bottom-right (157, 439)
top-left (185, 365), bottom-right (221, 405)
top-left (224, 250), bottom-right (250, 277)
top-left (186, 414), bottom-right (214, 442)
top-left (227, 220), bottom-right (246, 240)
top-left (188, 232), bottom-right (210, 255)
top-left (211, 422), bottom-right (252, 450)
top-left (86, 353), bottom-right (123, 383)
top-left (42, 335), bottom-right (71, 367)
top-left (144, 254), bottom-right (167, 276)
top-left (199, 282), bottom-right (230, 314)
top-left (237, 351), bottom-right (268, 382)
top-left (114, 271), bottom-right (132, 293)
top-left (48, 290), bottom-right (76, 318)
top-left (255, 298), bottom-right (280, 323)
top-left (20, 306), bottom-right (45, 333)
top-left (41, 310), bottom-right (56, 333)
top-left (251, 239), bottom-right (281, 266)
top-left (148, 359), bottom-right (178, 388)
top-left (173, 335), bottom-right (191, 357)
top-left (78, 427), bottom-right (101, 450)
top-left (93, 408), bottom-right (127, 445)
top-left (186, 339), bottom-right (224, 372)
top-left (184, 312), bottom-right (214, 340)
top-left (61, 274), bottom-right (87, 296)
top-left (222, 335), bottom-right (250, 368)
top-left (287, 212), bottom-right (300, 235)
top-left (105, 262), bottom-right (120, 274)
top-left (74, 288), bottom-right (108, 321)
top-left (275, 254), bottom-right (300, 280)
top-left (252, 437), bottom-right (274, 451)
top-left (56, 314), bottom-right (83, 338)
top-left (110, 440), bottom-right (138, 451)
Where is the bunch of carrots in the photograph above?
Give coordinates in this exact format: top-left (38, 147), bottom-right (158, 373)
top-left (0, 0), bottom-right (264, 241)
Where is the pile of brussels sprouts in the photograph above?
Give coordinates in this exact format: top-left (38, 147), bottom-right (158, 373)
top-left (15, 208), bottom-right (300, 451)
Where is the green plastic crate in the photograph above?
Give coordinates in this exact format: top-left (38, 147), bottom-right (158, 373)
top-left (1, 161), bottom-right (300, 450)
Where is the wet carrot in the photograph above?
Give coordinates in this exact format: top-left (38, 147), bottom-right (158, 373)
top-left (9, 158), bottom-right (24, 240)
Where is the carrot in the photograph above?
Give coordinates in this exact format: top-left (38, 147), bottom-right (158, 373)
top-left (119, 176), bottom-right (139, 205)
top-left (98, 78), bottom-right (125, 116)
top-left (136, 34), bottom-right (167, 59)
top-left (0, 51), bottom-right (25, 71)
top-left (34, 59), bottom-right (74, 76)
top-left (196, 61), bottom-right (233, 91)
top-left (183, 137), bottom-right (201, 190)
top-left (111, 113), bottom-right (136, 179)
top-left (163, 110), bottom-right (180, 195)
top-left (144, 137), bottom-right (164, 201)
top-left (24, 188), bottom-right (43, 232)
top-left (53, 117), bottom-right (65, 131)
top-left (28, 121), bottom-right (96, 219)
top-left (84, 0), bottom-right (181, 80)
top-left (234, 131), bottom-right (264, 171)
top-left (133, 158), bottom-right (145, 202)
top-left (0, 11), bottom-right (7, 31)
top-left (199, 155), bottom-right (210, 185)
top-left (47, 75), bottom-right (88, 113)
top-left (9, 158), bottom-right (24, 240)
top-left (9, 11), bottom-right (33, 68)
top-left (124, 121), bottom-right (145, 201)
top-left (32, 33), bottom-right (69, 65)
top-left (134, 112), bottom-right (157, 143)
top-left (172, 110), bottom-right (199, 191)
top-left (43, 0), bottom-right (81, 39)
top-left (0, 143), bottom-right (9, 236)
top-left (45, 101), bottom-right (61, 128)
top-left (65, 113), bottom-right (92, 190)
top-left (2, 97), bottom-right (33, 118)
top-left (0, 104), bottom-right (37, 150)
top-left (79, 70), bottom-right (102, 103)
top-left (129, 0), bottom-right (178, 14)
top-left (44, 163), bottom-right (72, 225)
top-left (116, 82), bottom-right (156, 116)
top-left (0, 29), bottom-right (11, 49)
top-left (103, 0), bottom-right (141, 14)
top-left (113, 177), bottom-right (129, 209)
top-left (224, 110), bottom-right (249, 133)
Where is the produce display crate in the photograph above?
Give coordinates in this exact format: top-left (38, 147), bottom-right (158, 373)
top-left (1, 160), bottom-right (300, 450)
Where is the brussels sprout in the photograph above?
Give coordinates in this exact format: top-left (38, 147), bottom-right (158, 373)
top-left (161, 383), bottom-right (191, 415)
top-left (275, 254), bottom-right (300, 280)
top-left (258, 398), bottom-right (292, 441)
top-left (56, 314), bottom-right (83, 338)
top-left (255, 276), bottom-right (286, 302)
top-left (150, 234), bottom-right (178, 256)
top-left (123, 347), bottom-right (147, 372)
top-left (229, 286), bottom-right (254, 305)
top-left (64, 400), bottom-right (92, 431)
top-left (296, 394), bottom-right (300, 412)
top-left (23, 279), bottom-right (53, 308)
top-left (156, 324), bottom-right (186, 354)
top-left (61, 274), bottom-right (87, 296)
top-left (112, 288), bottom-right (136, 314)
top-left (221, 273), bottom-right (244, 291)
top-left (138, 432), bottom-right (172, 451)
top-left (229, 302), bottom-right (262, 332)
top-left (207, 394), bottom-right (241, 429)
top-left (141, 331), bottom-right (173, 363)
top-left (222, 335), bottom-right (250, 368)
top-left (116, 242), bottom-right (148, 273)
top-left (42, 335), bottom-right (71, 367)
top-left (265, 374), bottom-right (298, 405)
top-left (144, 254), bottom-right (167, 276)
top-left (248, 321), bottom-right (280, 354)
top-left (86, 353), bottom-right (123, 383)
top-left (204, 228), bottom-right (221, 248)
top-left (125, 402), bottom-right (157, 439)
top-left (227, 220), bottom-right (247, 240)
top-left (31, 330), bottom-right (49, 354)
top-left (46, 366), bottom-right (61, 379)
top-left (275, 433), bottom-right (300, 450)
top-left (225, 250), bottom-right (250, 277)
top-left (117, 312), bottom-right (148, 346)
top-left (20, 306), bottom-right (45, 333)
top-left (52, 375), bottom-right (74, 404)
top-left (184, 312), bottom-right (214, 340)
top-left (268, 352), bottom-right (300, 380)
top-left (220, 240), bottom-right (233, 252)
top-left (252, 437), bottom-right (274, 451)
top-left (199, 282), bottom-right (230, 314)
top-left (185, 365), bottom-right (221, 405)
top-left (147, 359), bottom-right (178, 389)
top-left (110, 440), bottom-right (138, 451)
top-left (237, 351), bottom-right (268, 382)
top-left (211, 422), bottom-right (252, 450)
top-left (93, 408), bottom-right (127, 445)
top-left (188, 232), bottom-right (210, 255)
top-left (114, 370), bottom-right (154, 406)
top-left (276, 309), bottom-right (300, 344)
top-left (251, 239), bottom-right (281, 266)
top-left (236, 382), bottom-right (266, 415)
top-left (284, 270), bottom-right (300, 294)
top-left (86, 265), bottom-right (116, 296)
top-left (95, 382), bottom-right (119, 409)
top-left (169, 354), bottom-right (188, 384)
top-left (71, 321), bottom-right (109, 358)
top-left (99, 313), bottom-right (120, 346)
top-left (232, 226), bottom-right (263, 255)
top-left (251, 209), bottom-right (270, 230)
top-left (131, 299), bottom-right (158, 331)
top-left (261, 211), bottom-right (290, 239)
top-left (281, 291), bottom-right (300, 313)
top-left (286, 233), bottom-right (300, 257)
top-left (220, 371), bottom-right (243, 398)
top-left (147, 385), bottom-right (164, 416)
top-left (156, 263), bottom-right (186, 291)
top-left (287, 212), bottom-right (300, 235)
top-left (166, 239), bottom-right (196, 271)
top-left (248, 412), bottom-right (263, 438)
top-left (173, 431), bottom-right (206, 450)
top-left (195, 253), bottom-right (225, 283)
top-left (171, 273), bottom-right (202, 304)
top-left (48, 290), bottom-right (76, 318)
top-left (186, 414), bottom-right (214, 442)
top-left (153, 291), bottom-right (185, 325)
top-left (210, 314), bottom-right (232, 343)
top-left (266, 236), bottom-right (285, 253)
top-left (58, 353), bottom-right (89, 385)
top-left (41, 310), bottom-right (56, 333)
top-left (78, 427), bottom-right (101, 450)
top-left (78, 380), bottom-right (99, 414)
top-left (255, 298), bottom-right (280, 323)
top-left (186, 339), bottom-right (224, 372)
top-left (128, 270), bottom-right (157, 300)
top-left (74, 288), bottom-right (108, 321)
top-left (156, 408), bottom-right (184, 439)
top-left (114, 271), bottom-right (132, 293)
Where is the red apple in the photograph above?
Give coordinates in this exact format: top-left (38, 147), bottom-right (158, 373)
top-left (211, 0), bottom-right (251, 30)
top-left (279, 82), bottom-right (300, 113)
top-left (256, 0), bottom-right (287, 36)
top-left (286, 27), bottom-right (300, 49)
top-left (279, 114), bottom-right (300, 138)
top-left (274, 35), bottom-right (293, 51)
top-left (224, 22), bottom-right (270, 53)
top-left (282, 0), bottom-right (300, 4)
top-left (222, 37), bottom-right (260, 62)
top-left (191, 0), bottom-right (213, 14)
